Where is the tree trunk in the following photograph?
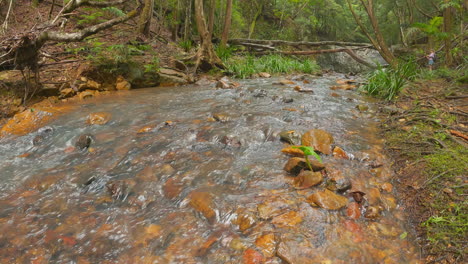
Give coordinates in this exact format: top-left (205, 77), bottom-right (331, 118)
top-left (248, 4), bottom-right (262, 39)
top-left (138, 0), bottom-right (154, 36)
top-left (346, 0), bottom-right (397, 67)
top-left (183, 0), bottom-right (192, 41)
top-left (220, 0), bottom-right (232, 48)
top-left (193, 0), bottom-right (224, 71)
top-left (443, 0), bottom-right (454, 66)
top-left (207, 0), bottom-right (215, 39)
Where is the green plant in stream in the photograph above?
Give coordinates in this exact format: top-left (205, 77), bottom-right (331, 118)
top-left (292, 146), bottom-right (322, 171)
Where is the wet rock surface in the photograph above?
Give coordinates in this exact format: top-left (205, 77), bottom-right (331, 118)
top-left (0, 76), bottom-right (420, 263)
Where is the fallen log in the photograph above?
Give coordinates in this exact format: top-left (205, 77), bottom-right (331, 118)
top-left (228, 38), bottom-right (374, 48)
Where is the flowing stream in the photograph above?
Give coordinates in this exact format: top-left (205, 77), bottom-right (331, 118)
top-left (0, 74), bottom-right (420, 263)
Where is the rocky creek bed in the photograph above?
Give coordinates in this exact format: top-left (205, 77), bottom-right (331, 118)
top-left (0, 74), bottom-right (421, 263)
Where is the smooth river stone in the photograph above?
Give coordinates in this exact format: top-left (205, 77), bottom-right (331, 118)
top-left (307, 189), bottom-right (348, 210)
top-left (301, 129), bottom-right (334, 155)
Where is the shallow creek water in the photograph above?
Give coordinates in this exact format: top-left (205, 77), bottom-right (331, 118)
top-left (0, 74), bottom-right (420, 263)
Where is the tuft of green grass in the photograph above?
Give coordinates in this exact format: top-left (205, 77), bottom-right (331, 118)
top-left (361, 60), bottom-right (418, 100)
top-left (224, 54), bottom-right (320, 79)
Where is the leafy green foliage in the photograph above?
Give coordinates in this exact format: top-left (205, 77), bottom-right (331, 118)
top-left (225, 54), bottom-right (320, 78)
top-left (292, 145), bottom-right (322, 171)
top-left (292, 146), bottom-right (323, 163)
top-left (362, 60), bottom-right (418, 100)
top-left (144, 57), bottom-right (160, 73)
top-left (215, 45), bottom-right (236, 61)
top-left (412, 17), bottom-right (448, 40)
top-left (179, 40), bottom-right (193, 52)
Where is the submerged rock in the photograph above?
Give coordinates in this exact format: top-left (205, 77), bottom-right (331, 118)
top-left (356, 104), bottom-right (369, 112)
top-left (346, 202), bottom-right (361, 219)
top-left (332, 146), bottom-right (349, 159)
top-left (255, 233), bottom-right (276, 257)
top-left (307, 189), bottom-right (348, 210)
top-left (293, 170), bottom-right (323, 189)
top-left (326, 176), bottom-right (352, 193)
top-left (106, 179), bottom-right (136, 201)
top-left (301, 129), bottom-right (334, 155)
top-left (75, 134), bottom-right (93, 150)
top-left (188, 191), bottom-right (216, 224)
top-left (364, 206), bottom-right (382, 219)
top-left (271, 211), bottom-right (303, 228)
top-left (32, 126), bottom-right (54, 146)
top-left (279, 130), bottom-right (301, 145)
top-left (284, 157), bottom-right (325, 175)
top-left (86, 112), bottom-right (112, 125)
top-left (212, 113), bottom-right (230, 123)
top-left (278, 79), bottom-right (296, 85)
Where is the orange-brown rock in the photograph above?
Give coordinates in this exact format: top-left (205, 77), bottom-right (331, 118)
top-left (333, 146), bottom-right (349, 159)
top-left (258, 72), bottom-right (271, 78)
top-left (163, 178), bottom-right (184, 199)
top-left (336, 79), bottom-right (356, 85)
top-left (346, 202), bottom-right (361, 219)
top-left (307, 189), bottom-right (348, 210)
top-left (243, 248), bottom-right (265, 264)
top-left (255, 233), bottom-right (276, 258)
top-left (137, 125), bottom-right (156, 134)
top-left (279, 79), bottom-right (295, 85)
top-left (234, 212), bottom-right (257, 232)
top-left (281, 146), bottom-right (304, 157)
top-left (380, 182), bottom-right (393, 193)
top-left (188, 192), bottom-right (216, 224)
top-left (271, 211), bottom-right (302, 228)
top-left (1, 102), bottom-right (74, 136)
top-left (293, 170), bottom-right (323, 189)
top-left (284, 157), bottom-right (325, 175)
top-left (301, 129), bottom-right (334, 155)
top-left (86, 112), bottom-right (112, 125)
top-left (116, 75), bottom-right (131, 90)
top-left (367, 187), bottom-right (382, 205)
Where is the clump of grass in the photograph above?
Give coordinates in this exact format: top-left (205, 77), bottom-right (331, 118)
top-left (225, 54), bottom-right (320, 79)
top-left (361, 60), bottom-right (418, 100)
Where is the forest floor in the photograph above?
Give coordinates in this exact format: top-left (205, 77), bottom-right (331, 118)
top-left (381, 78), bottom-right (467, 263)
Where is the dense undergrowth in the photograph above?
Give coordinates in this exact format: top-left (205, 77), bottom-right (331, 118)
top-left (360, 60), bottom-right (418, 100)
top-left (223, 53), bottom-right (320, 78)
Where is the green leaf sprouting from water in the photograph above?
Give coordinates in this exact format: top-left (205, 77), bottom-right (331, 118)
top-left (292, 145), bottom-right (322, 163)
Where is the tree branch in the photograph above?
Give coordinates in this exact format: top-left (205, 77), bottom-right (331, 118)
top-left (228, 38), bottom-right (373, 48)
top-left (41, 0), bottom-right (142, 44)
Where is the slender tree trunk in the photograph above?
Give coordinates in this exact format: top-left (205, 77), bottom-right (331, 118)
top-left (207, 0), bottom-right (215, 39)
top-left (183, 0), bottom-right (192, 41)
top-left (193, 0), bottom-right (224, 71)
top-left (443, 0), bottom-right (454, 66)
top-left (220, 0), bottom-right (232, 48)
top-left (248, 4), bottom-right (262, 39)
top-left (138, 0), bottom-right (154, 36)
